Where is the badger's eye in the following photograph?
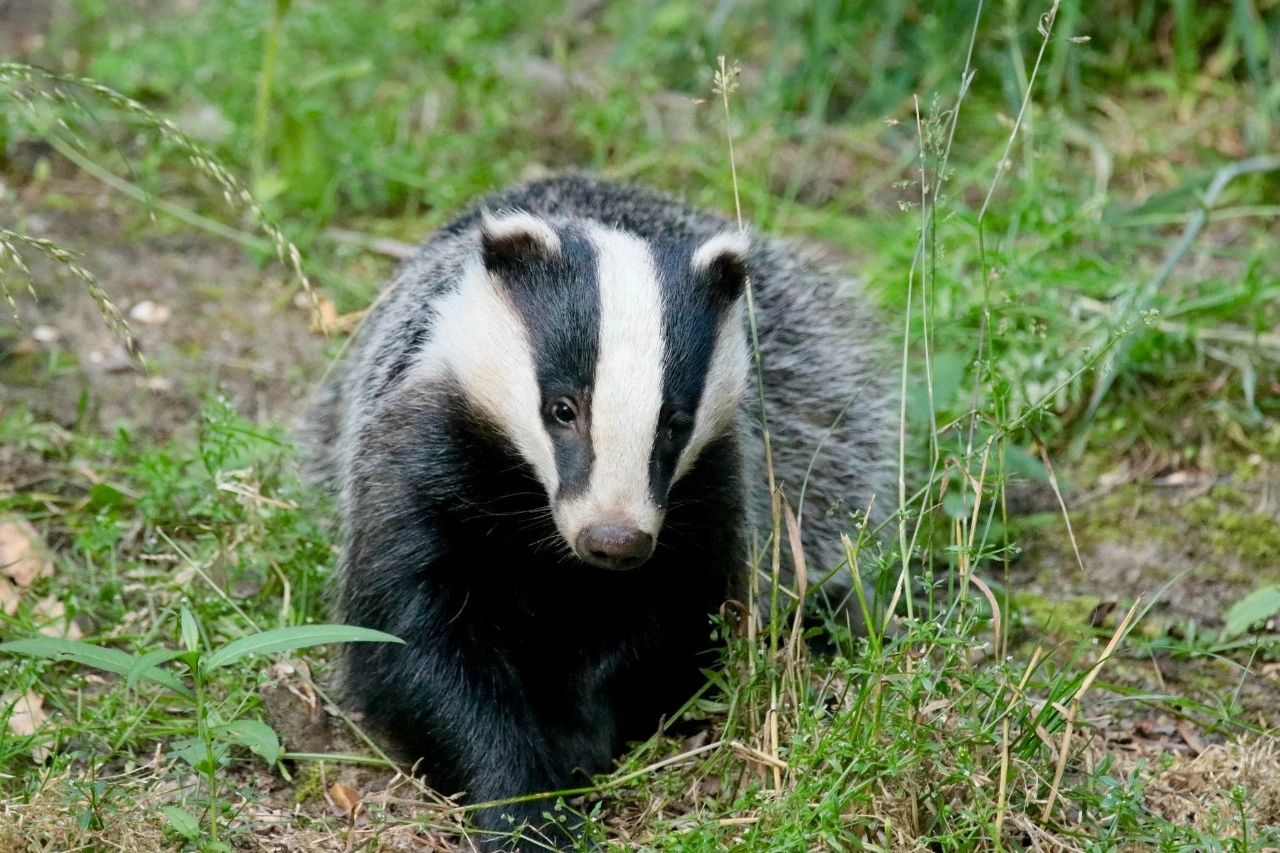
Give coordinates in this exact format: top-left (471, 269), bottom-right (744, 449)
top-left (547, 397), bottom-right (578, 426)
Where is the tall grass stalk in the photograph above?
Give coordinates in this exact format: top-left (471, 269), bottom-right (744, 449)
top-left (889, 0), bottom-right (985, 630)
top-left (252, 0), bottom-right (292, 185)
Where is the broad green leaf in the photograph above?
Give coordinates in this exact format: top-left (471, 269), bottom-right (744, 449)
top-left (86, 481), bottom-right (128, 510)
top-left (215, 719), bottom-right (282, 765)
top-left (1223, 585), bottom-right (1280, 640)
top-left (169, 736), bottom-right (205, 769)
top-left (160, 806), bottom-right (200, 840)
top-left (125, 648), bottom-right (189, 689)
top-left (941, 490), bottom-right (976, 520)
top-left (180, 606), bottom-right (200, 653)
top-left (1004, 442), bottom-right (1049, 483)
top-left (203, 624), bottom-right (403, 671)
top-left (170, 736), bottom-right (228, 773)
top-left (0, 637), bottom-right (192, 697)
top-left (928, 350), bottom-right (968, 413)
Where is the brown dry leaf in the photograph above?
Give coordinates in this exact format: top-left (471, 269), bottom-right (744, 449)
top-left (3, 689), bottom-right (50, 762)
top-left (327, 783), bottom-right (362, 822)
top-left (1153, 469), bottom-right (1207, 487)
top-left (1089, 600), bottom-right (1117, 628)
top-left (301, 292), bottom-right (364, 335)
top-left (0, 576), bottom-right (19, 616)
top-left (2, 690), bottom-right (45, 736)
top-left (309, 294), bottom-right (339, 335)
top-left (917, 698), bottom-right (952, 719)
top-left (681, 728), bottom-right (712, 752)
top-left (34, 596), bottom-right (83, 639)
top-left (0, 517), bottom-right (54, 587)
top-left (333, 309), bottom-right (366, 334)
top-left (1176, 719), bottom-right (1205, 756)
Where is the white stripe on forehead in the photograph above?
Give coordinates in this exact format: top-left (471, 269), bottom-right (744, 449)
top-left (408, 259), bottom-right (559, 494)
top-left (561, 224), bottom-right (666, 531)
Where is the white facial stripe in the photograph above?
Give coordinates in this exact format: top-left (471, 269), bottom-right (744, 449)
top-left (676, 304), bottom-right (749, 481)
top-left (480, 208), bottom-right (562, 255)
top-left (556, 225), bottom-right (666, 537)
top-left (409, 260), bottom-right (559, 495)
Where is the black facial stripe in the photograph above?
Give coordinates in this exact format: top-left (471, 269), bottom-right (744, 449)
top-left (549, 399), bottom-right (593, 501)
top-left (648, 241), bottom-right (734, 506)
top-left (489, 226), bottom-right (599, 500)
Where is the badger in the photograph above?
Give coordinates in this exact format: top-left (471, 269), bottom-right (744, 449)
top-left (302, 174), bottom-right (895, 849)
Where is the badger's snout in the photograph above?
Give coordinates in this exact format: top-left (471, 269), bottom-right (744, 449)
top-left (575, 523), bottom-right (655, 570)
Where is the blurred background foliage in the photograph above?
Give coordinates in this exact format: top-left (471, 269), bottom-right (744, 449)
top-left (2, 0), bottom-right (1278, 457)
top-left (8, 0), bottom-right (1277, 220)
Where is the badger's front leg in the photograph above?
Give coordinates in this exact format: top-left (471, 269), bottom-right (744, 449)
top-left (341, 591), bottom-right (587, 851)
top-left (334, 517), bottom-right (586, 850)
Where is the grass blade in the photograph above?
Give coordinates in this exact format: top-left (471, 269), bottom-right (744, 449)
top-left (202, 624), bottom-right (403, 671)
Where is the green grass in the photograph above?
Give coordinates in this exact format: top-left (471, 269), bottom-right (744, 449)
top-left (0, 402), bottom-right (353, 849)
top-left (3, 0), bottom-right (1280, 849)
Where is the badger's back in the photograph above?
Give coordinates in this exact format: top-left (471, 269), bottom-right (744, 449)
top-left (303, 174), bottom-right (894, 589)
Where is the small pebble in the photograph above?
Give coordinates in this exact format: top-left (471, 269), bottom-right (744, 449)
top-left (129, 300), bottom-right (172, 325)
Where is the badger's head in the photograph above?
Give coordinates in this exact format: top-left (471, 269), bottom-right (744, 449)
top-left (420, 209), bottom-right (751, 570)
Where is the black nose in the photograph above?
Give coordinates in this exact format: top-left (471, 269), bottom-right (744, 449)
top-left (576, 524), bottom-right (655, 570)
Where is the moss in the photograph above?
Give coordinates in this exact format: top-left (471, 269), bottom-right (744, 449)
top-left (1035, 470), bottom-right (1279, 580)
top-left (290, 763), bottom-right (325, 807)
top-left (1005, 449), bottom-right (1280, 686)
top-left (1010, 590), bottom-right (1101, 643)
top-left (1187, 492), bottom-right (1280, 568)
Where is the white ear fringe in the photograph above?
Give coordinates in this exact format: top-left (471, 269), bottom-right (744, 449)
top-left (691, 230), bottom-right (750, 272)
top-left (480, 208), bottom-right (562, 255)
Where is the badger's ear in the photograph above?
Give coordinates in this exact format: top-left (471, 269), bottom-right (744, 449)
top-left (480, 209), bottom-right (561, 271)
top-left (692, 231), bottom-right (750, 304)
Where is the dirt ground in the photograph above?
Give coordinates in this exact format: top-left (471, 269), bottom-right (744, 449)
top-left (1, 179), bottom-right (328, 437)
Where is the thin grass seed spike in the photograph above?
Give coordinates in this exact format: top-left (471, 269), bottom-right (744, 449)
top-left (0, 62), bottom-right (327, 345)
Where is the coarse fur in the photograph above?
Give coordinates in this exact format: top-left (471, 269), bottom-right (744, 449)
top-left (302, 174), bottom-right (895, 849)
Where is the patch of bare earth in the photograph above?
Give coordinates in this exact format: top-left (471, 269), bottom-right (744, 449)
top-left (1011, 454), bottom-right (1280, 842)
top-left (1, 178), bottom-right (327, 438)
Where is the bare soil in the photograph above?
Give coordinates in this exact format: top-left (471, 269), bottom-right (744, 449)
top-left (1, 178), bottom-right (327, 438)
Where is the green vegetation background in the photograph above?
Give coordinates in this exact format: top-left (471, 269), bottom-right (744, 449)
top-left (1, 1), bottom-right (1278, 850)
